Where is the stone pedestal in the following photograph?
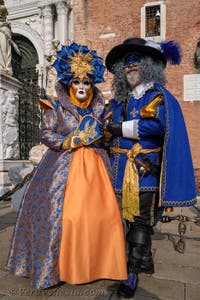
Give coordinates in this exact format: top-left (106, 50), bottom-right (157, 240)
top-left (8, 162), bottom-right (34, 212)
top-left (0, 70), bottom-right (22, 195)
top-left (0, 159), bottom-right (33, 196)
top-left (8, 144), bottom-right (48, 212)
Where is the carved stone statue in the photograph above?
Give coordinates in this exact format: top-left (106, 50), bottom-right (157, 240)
top-left (2, 91), bottom-right (20, 159)
top-left (0, 1), bottom-right (12, 74)
top-left (45, 39), bottom-right (61, 96)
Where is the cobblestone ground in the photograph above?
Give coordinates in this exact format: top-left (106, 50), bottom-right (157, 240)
top-left (0, 199), bottom-right (200, 300)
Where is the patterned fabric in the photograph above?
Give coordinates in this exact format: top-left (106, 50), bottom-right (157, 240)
top-left (109, 83), bottom-right (197, 207)
top-left (7, 82), bottom-right (112, 289)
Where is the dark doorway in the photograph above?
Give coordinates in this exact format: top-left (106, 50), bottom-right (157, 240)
top-left (12, 35), bottom-right (42, 160)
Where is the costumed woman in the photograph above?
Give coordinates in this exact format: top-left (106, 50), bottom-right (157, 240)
top-left (105, 37), bottom-right (197, 298)
top-left (7, 42), bottom-right (127, 289)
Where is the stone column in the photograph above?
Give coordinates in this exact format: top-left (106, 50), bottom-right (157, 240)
top-left (56, 1), bottom-right (69, 45)
top-left (0, 72), bottom-right (22, 160)
top-left (42, 5), bottom-right (54, 56)
top-left (0, 70), bottom-right (22, 196)
top-left (36, 63), bottom-right (45, 90)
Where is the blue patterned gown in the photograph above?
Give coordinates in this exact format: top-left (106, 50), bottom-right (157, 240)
top-left (7, 82), bottom-right (127, 288)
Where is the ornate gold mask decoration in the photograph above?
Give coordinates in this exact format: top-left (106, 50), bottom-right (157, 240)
top-left (69, 51), bottom-right (94, 81)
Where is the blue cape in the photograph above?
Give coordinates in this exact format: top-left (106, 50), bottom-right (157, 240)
top-left (159, 85), bottom-right (196, 207)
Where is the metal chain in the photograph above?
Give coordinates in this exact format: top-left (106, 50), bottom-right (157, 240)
top-left (0, 169), bottom-right (35, 202)
top-left (0, 169), bottom-right (199, 255)
top-left (160, 207), bottom-right (200, 253)
top-left (175, 221), bottom-right (186, 253)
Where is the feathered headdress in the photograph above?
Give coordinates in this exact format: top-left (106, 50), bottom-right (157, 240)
top-left (146, 40), bottom-right (182, 65)
top-left (160, 41), bottom-right (182, 65)
top-left (52, 42), bottom-right (105, 86)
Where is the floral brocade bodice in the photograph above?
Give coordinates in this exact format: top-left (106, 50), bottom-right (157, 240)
top-left (39, 83), bottom-right (107, 151)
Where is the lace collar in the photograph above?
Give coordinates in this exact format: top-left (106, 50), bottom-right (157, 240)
top-left (129, 82), bottom-right (154, 99)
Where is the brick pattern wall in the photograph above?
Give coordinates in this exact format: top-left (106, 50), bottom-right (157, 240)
top-left (73, 0), bottom-right (200, 173)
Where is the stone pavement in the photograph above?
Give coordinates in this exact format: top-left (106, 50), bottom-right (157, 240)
top-left (0, 199), bottom-right (200, 300)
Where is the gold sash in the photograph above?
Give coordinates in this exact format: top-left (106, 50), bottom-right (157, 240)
top-left (110, 143), bottom-right (162, 222)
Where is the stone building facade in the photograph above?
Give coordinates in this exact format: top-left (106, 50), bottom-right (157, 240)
top-left (1, 0), bottom-right (200, 194)
top-left (0, 0), bottom-right (73, 195)
top-left (5, 0), bottom-right (73, 92)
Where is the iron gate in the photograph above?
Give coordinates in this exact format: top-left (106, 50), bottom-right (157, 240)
top-left (12, 35), bottom-right (42, 160)
top-left (18, 68), bottom-right (42, 160)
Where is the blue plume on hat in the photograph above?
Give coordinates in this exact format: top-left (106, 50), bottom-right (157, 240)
top-left (160, 41), bottom-right (182, 65)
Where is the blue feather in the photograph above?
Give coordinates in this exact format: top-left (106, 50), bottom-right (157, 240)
top-left (160, 41), bottom-right (182, 65)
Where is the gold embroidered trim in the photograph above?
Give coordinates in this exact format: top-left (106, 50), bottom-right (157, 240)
top-left (140, 95), bottom-right (163, 118)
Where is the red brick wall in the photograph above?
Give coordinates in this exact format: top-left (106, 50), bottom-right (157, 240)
top-left (73, 0), bottom-right (200, 175)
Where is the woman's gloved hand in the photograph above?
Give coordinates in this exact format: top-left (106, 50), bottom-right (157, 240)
top-left (62, 131), bottom-right (87, 150)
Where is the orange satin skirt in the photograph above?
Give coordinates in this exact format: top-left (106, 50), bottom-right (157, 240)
top-left (59, 147), bottom-right (127, 284)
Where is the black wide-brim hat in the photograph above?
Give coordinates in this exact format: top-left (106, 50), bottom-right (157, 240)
top-left (105, 37), bottom-right (167, 72)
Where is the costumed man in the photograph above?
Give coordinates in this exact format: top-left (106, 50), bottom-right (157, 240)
top-left (7, 42), bottom-right (127, 289)
top-left (105, 37), bottom-right (197, 298)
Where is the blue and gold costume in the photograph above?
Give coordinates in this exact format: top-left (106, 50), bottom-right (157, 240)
top-left (108, 81), bottom-right (197, 298)
top-left (105, 37), bottom-right (197, 298)
top-left (7, 43), bottom-right (127, 289)
top-left (110, 83), bottom-right (196, 212)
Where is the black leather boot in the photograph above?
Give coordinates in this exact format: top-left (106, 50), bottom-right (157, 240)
top-left (140, 241), bottom-right (154, 274)
top-left (126, 223), bottom-right (154, 274)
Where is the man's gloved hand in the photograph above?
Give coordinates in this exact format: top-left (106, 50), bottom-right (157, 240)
top-left (106, 122), bottom-right (122, 137)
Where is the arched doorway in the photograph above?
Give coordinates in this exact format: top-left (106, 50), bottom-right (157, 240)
top-left (12, 35), bottom-right (42, 160)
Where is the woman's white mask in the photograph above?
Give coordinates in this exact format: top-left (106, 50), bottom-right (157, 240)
top-left (71, 77), bottom-right (92, 101)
